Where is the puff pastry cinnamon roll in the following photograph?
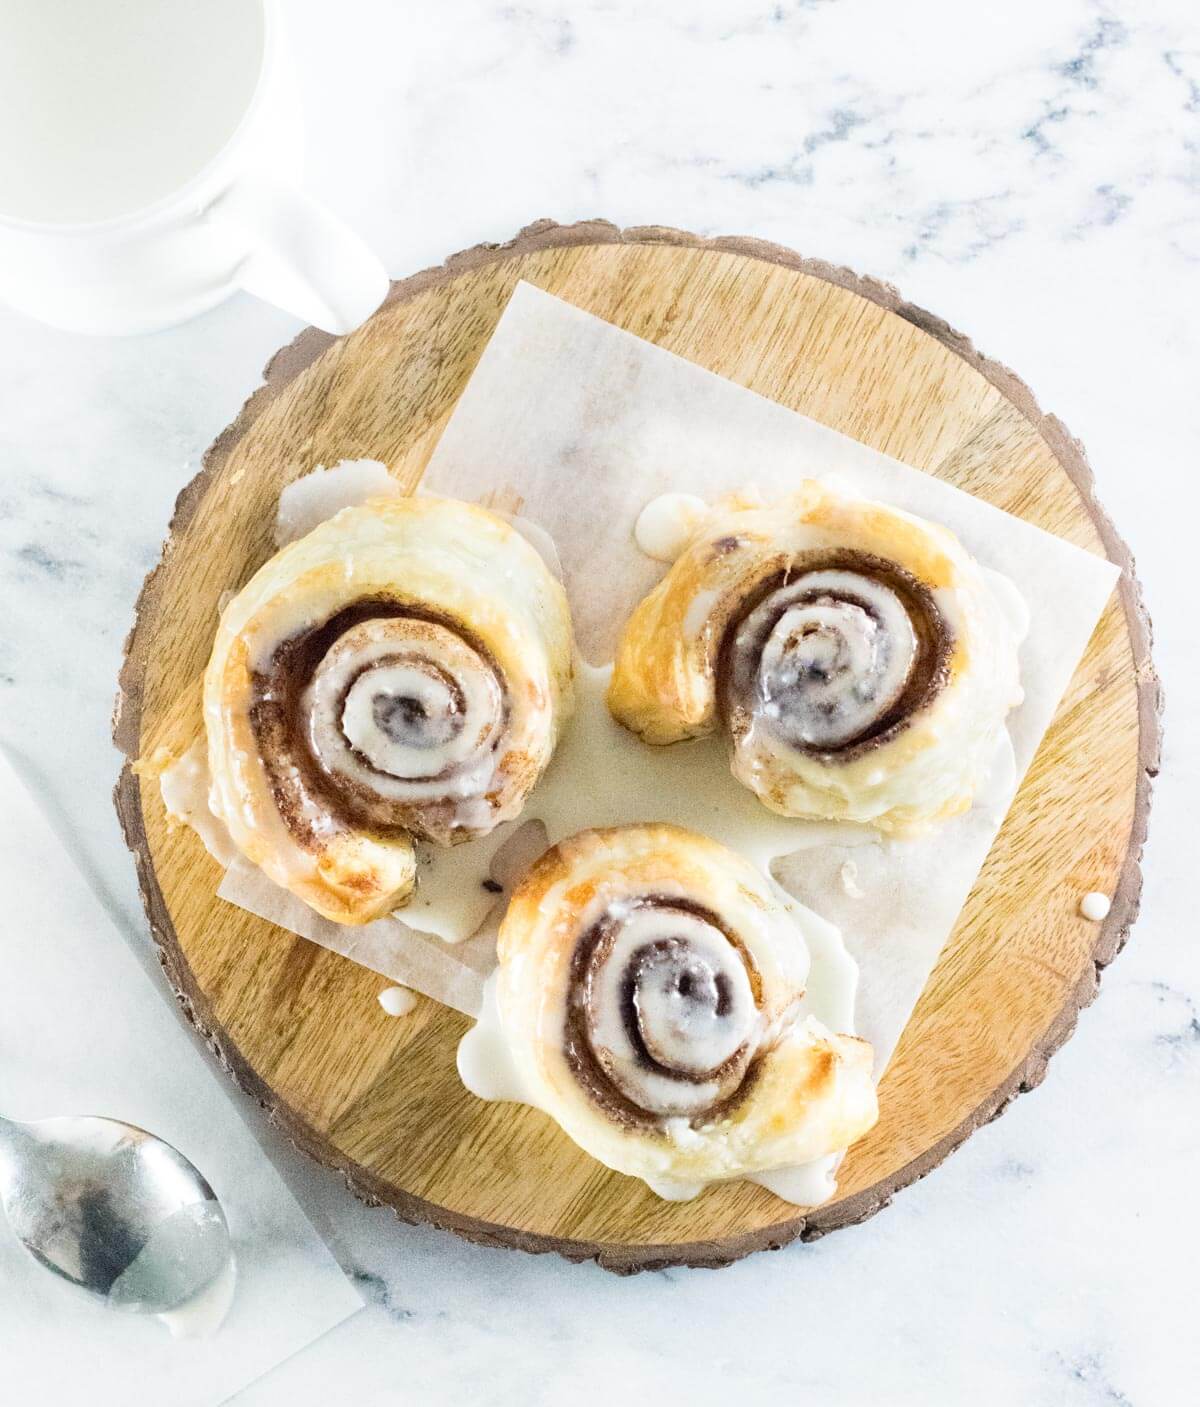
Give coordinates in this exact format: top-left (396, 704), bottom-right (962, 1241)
top-left (488, 824), bottom-right (877, 1197)
top-left (203, 495), bottom-right (574, 925)
top-left (609, 482), bottom-right (1023, 836)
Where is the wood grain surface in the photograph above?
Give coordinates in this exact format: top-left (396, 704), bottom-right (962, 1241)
top-left (113, 220), bottom-right (1160, 1272)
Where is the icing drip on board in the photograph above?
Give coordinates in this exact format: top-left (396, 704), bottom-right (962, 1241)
top-left (378, 984), bottom-right (418, 1015)
top-left (633, 492), bottom-right (709, 561)
top-left (1079, 891), bottom-right (1111, 921)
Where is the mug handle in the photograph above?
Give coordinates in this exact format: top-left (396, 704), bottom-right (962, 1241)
top-left (210, 176), bottom-right (389, 335)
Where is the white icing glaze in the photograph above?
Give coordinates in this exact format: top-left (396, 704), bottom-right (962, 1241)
top-left (643, 1177), bottom-right (706, 1201)
top-left (1080, 891), bottom-right (1111, 921)
top-left (399, 824), bottom-right (516, 935)
top-left (588, 904), bottom-right (761, 1116)
top-left (839, 860), bottom-right (864, 898)
top-left (633, 492), bottom-right (709, 562)
top-left (984, 565), bottom-right (1033, 644)
top-left (459, 860), bottom-right (862, 1208)
top-left (378, 985), bottom-right (417, 1016)
top-left (974, 727), bottom-right (1018, 814)
top-left (302, 616), bottom-right (505, 814)
top-left (196, 478), bottom-right (1028, 943)
top-left (749, 1153), bottom-right (839, 1205)
top-left (159, 741), bottom-right (238, 867)
top-left (457, 973), bottom-right (540, 1107)
top-left (731, 568), bottom-right (919, 750)
top-left (502, 513), bottom-right (564, 581)
top-left (790, 893), bottom-right (858, 1035)
top-left (273, 459), bottom-right (400, 548)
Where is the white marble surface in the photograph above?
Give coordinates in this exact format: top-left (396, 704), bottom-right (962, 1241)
top-left (0, 1), bottom-right (1196, 1402)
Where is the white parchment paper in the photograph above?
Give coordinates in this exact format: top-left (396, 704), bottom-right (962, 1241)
top-left (221, 282), bottom-right (1119, 1071)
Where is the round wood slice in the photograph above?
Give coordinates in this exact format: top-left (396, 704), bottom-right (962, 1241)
top-left (114, 219), bottom-right (1160, 1272)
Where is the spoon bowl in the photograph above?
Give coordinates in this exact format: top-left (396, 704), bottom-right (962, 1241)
top-left (0, 1112), bottom-right (231, 1314)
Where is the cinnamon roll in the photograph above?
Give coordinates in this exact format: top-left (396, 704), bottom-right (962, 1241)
top-left (203, 495), bottom-right (574, 925)
top-left (609, 482), bottom-right (1023, 836)
top-left (488, 824), bottom-right (877, 1196)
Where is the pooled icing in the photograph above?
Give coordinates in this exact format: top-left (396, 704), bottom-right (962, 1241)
top-left (159, 741), bottom-right (237, 868)
top-left (273, 459), bottom-right (401, 548)
top-left (633, 492), bottom-right (709, 562)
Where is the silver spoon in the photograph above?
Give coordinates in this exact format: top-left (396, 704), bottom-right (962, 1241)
top-left (0, 1111), bottom-right (231, 1314)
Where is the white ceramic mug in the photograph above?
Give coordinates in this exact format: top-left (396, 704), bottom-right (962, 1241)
top-left (0, 0), bottom-right (388, 335)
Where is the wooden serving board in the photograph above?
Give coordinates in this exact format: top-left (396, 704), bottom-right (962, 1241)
top-left (114, 220), bottom-right (1160, 1271)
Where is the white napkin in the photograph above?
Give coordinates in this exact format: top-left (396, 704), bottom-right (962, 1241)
top-left (0, 748), bottom-right (361, 1407)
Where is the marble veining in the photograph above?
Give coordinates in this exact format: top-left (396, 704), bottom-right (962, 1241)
top-left (1, 1), bottom-right (1196, 1403)
top-left (1054, 1350), bottom-right (1137, 1407)
top-left (348, 1270), bottom-right (418, 1324)
top-left (1145, 980), bottom-right (1200, 1055)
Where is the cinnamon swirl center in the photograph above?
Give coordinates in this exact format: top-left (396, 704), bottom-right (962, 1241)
top-left (307, 618), bottom-right (504, 795)
top-left (720, 550), bottom-right (950, 759)
top-left (564, 897), bottom-right (764, 1126)
top-left (249, 598), bottom-right (510, 846)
